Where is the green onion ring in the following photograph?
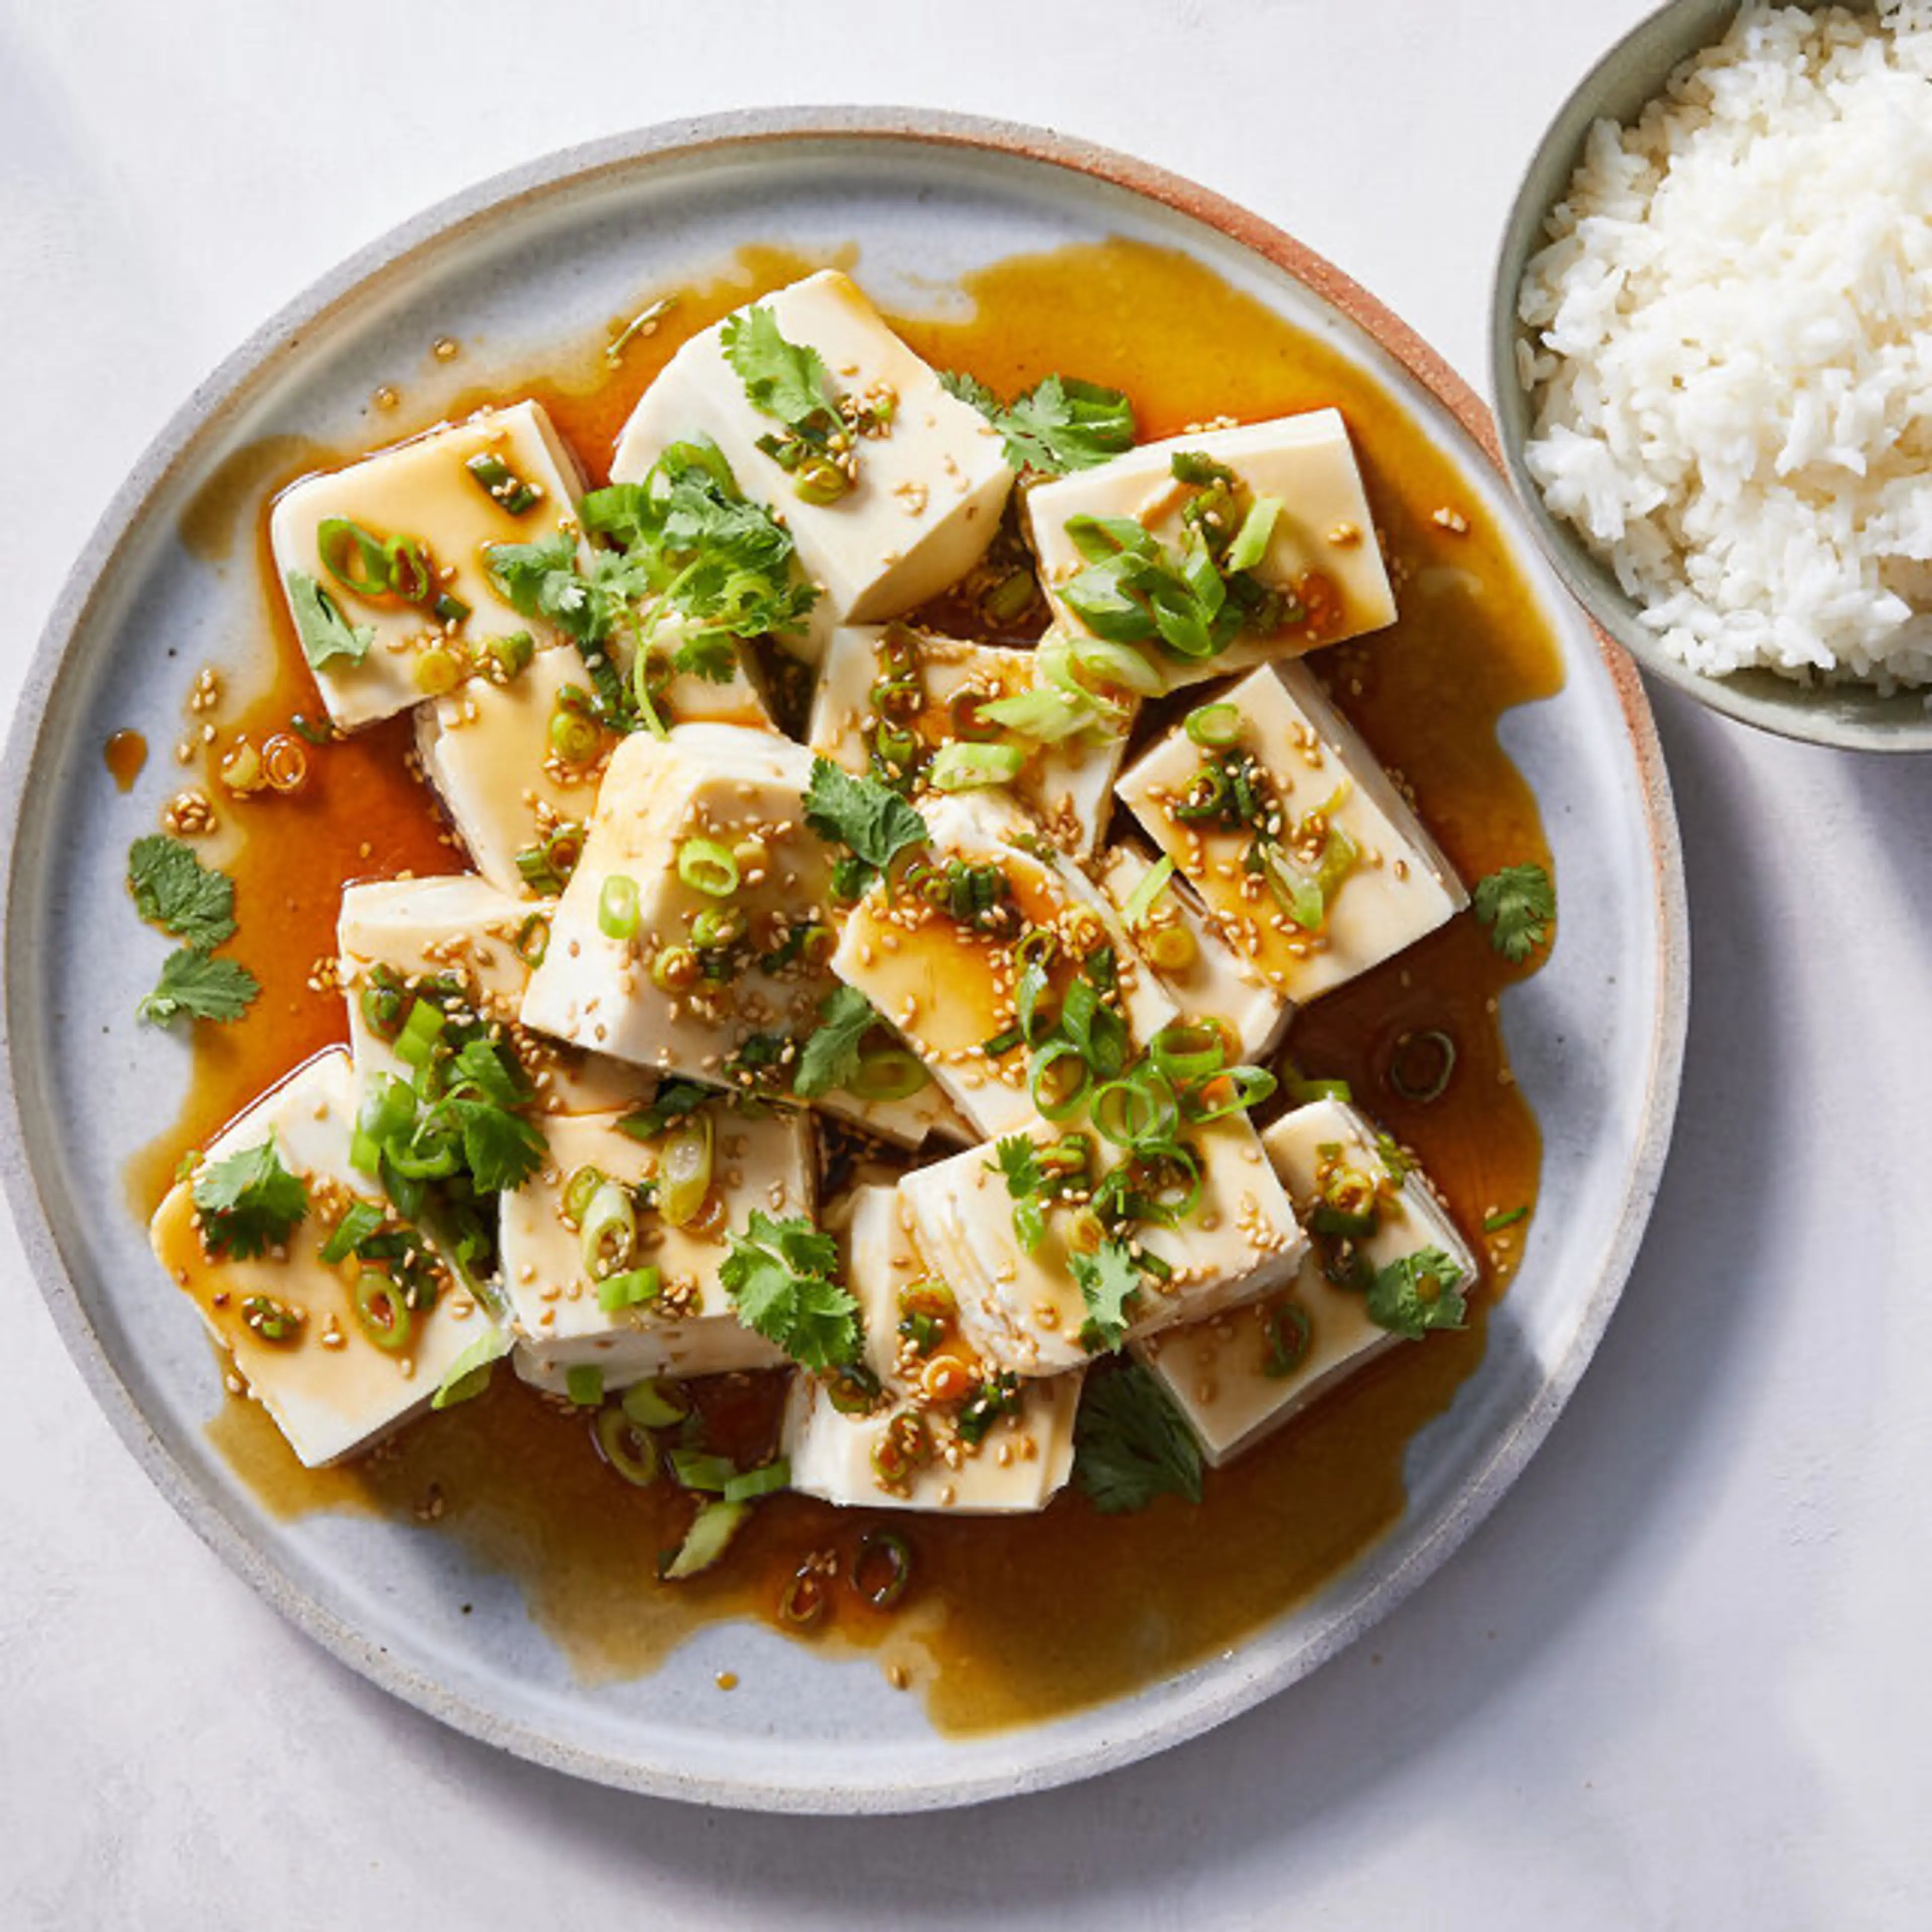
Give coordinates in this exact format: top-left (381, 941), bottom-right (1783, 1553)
top-left (1389, 1029), bottom-right (1457, 1104)
top-left (1184, 702), bottom-right (1243, 748)
top-left (1183, 1064), bottom-right (1277, 1122)
top-left (1261, 1300), bottom-right (1313, 1379)
top-left (317, 517), bottom-right (393, 599)
top-left (676, 836), bottom-right (740, 898)
top-left (513, 913), bottom-right (550, 969)
top-left (353, 1271), bottom-right (414, 1353)
top-left (845, 1046), bottom-right (931, 1103)
top-left (598, 873), bottom-right (641, 941)
top-left (851, 1528), bottom-right (914, 1609)
top-left (594, 1407), bottom-right (661, 1487)
top-left (1029, 1040), bottom-right (1090, 1121)
top-left (779, 1565), bottom-right (831, 1629)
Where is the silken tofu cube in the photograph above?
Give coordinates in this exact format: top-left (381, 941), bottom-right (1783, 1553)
top-left (1099, 842), bottom-right (1291, 1063)
top-left (516, 726), bottom-right (955, 1147)
top-left (501, 1102), bottom-right (806, 1393)
top-left (147, 1050), bottom-right (497, 1467)
top-left (338, 875), bottom-right (643, 1117)
top-left (609, 271), bottom-right (1015, 637)
top-left (781, 1365), bottom-right (1081, 1515)
top-left (1027, 410), bottom-right (1396, 690)
top-left (830, 789), bottom-right (1178, 1140)
top-left (416, 633), bottom-right (772, 898)
top-left (1116, 661), bottom-right (1465, 1005)
top-left (1136, 1098), bottom-right (1480, 1466)
top-left (807, 622), bottom-right (1130, 855)
top-left (270, 401), bottom-right (589, 729)
top-left (898, 1112), bottom-right (1307, 1380)
top-left (781, 1181), bottom-right (1082, 1513)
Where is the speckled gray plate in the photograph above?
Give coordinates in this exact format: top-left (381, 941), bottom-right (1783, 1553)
top-left (0, 110), bottom-right (1685, 1813)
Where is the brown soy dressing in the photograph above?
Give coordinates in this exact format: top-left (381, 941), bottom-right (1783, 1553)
top-left (148, 239), bottom-right (1559, 1735)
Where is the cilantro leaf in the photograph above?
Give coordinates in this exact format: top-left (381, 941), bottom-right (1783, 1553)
top-left (1070, 1236), bottom-right (1144, 1353)
top-left (1364, 1246), bottom-right (1469, 1341)
top-left (448, 1100), bottom-right (547, 1195)
top-left (720, 306), bottom-right (842, 432)
top-left (803, 756), bottom-right (927, 894)
top-left (942, 370), bottom-right (1137, 475)
top-left (1472, 862), bottom-right (1555, 964)
top-left (719, 1210), bottom-right (860, 1371)
top-left (285, 568), bottom-right (373, 671)
top-left (138, 948), bottom-right (259, 1026)
top-left (1072, 1361), bottom-right (1202, 1514)
top-left (128, 835), bottom-right (235, 948)
top-left (486, 534), bottom-right (604, 645)
top-left (192, 1136), bottom-right (308, 1259)
top-left (989, 1135), bottom-right (1046, 1252)
top-left (792, 985), bottom-right (879, 1099)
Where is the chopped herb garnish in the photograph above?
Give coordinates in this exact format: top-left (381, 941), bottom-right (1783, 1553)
top-left (1364, 1246), bottom-right (1469, 1340)
top-left (127, 836), bottom-right (235, 948)
top-left (802, 756), bottom-right (927, 897)
top-left (285, 568), bottom-right (374, 671)
top-left (138, 948), bottom-right (259, 1026)
top-left (720, 305), bottom-right (886, 502)
top-left (1072, 1360), bottom-right (1203, 1514)
top-left (940, 369), bottom-right (1137, 474)
top-left (1472, 862), bottom-right (1556, 963)
top-left (719, 1210), bottom-right (860, 1371)
top-left (1070, 1236), bottom-right (1145, 1353)
top-left (792, 984), bottom-right (882, 1100)
top-left (1483, 1205), bottom-right (1528, 1233)
top-left (192, 1136), bottom-right (308, 1260)
top-left (431, 1325), bottom-right (513, 1410)
top-left (989, 1135), bottom-right (1048, 1252)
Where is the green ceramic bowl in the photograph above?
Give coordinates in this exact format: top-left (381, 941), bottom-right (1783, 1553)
top-left (1491, 0), bottom-right (1932, 752)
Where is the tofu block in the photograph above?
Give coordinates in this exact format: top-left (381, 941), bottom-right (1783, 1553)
top-left (782, 1183), bottom-right (1082, 1513)
top-left (610, 271), bottom-right (1015, 634)
top-left (417, 632), bottom-right (771, 897)
top-left (270, 402), bottom-right (589, 729)
top-left (807, 622), bottom-right (1130, 855)
top-left (338, 874), bottom-right (643, 1116)
top-left (147, 1050), bottom-right (498, 1467)
top-left (517, 725), bottom-right (955, 1147)
top-left (1027, 411), bottom-right (1396, 690)
top-left (898, 1112), bottom-right (1307, 1379)
top-left (830, 789), bottom-right (1179, 1140)
top-left (1137, 1098), bottom-right (1480, 1465)
top-left (1116, 662), bottom-right (1465, 1004)
top-left (1099, 843), bottom-right (1291, 1063)
top-left (501, 1103), bottom-right (807, 1392)
top-left (782, 1367), bottom-right (1080, 1515)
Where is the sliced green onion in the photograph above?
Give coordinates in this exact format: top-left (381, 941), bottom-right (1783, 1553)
top-left (1139, 1144), bottom-right (1204, 1223)
top-left (430, 1324), bottom-right (512, 1410)
top-left (485, 629), bottom-right (536, 682)
top-left (598, 873), bottom-right (641, 941)
top-left (793, 456), bottom-right (850, 506)
top-left (722, 1459), bottom-right (790, 1504)
top-left (566, 1364), bottom-right (604, 1407)
top-left (358, 974), bottom-right (407, 1041)
top-left (1119, 855), bottom-right (1176, 930)
top-left (597, 1265), bottom-right (662, 1313)
top-left (1389, 1029), bottom-right (1457, 1104)
top-left (561, 1163), bottom-right (607, 1226)
top-left (1184, 702), bottom-right (1242, 748)
top-left (979, 569), bottom-right (1037, 626)
top-left (1148, 1020), bottom-right (1228, 1089)
top-left (383, 537), bottom-right (433, 605)
top-left (1309, 1203), bottom-right (1379, 1238)
top-left (660, 1499), bottom-right (749, 1580)
top-left (650, 945), bottom-right (698, 992)
top-left (1067, 633), bottom-right (1162, 697)
top-left (850, 1528), bottom-right (913, 1609)
top-left (317, 517), bottom-right (393, 599)
top-left (676, 837), bottom-right (739, 898)
top-left (1091, 1068), bottom-right (1180, 1149)
top-left (549, 706), bottom-right (602, 764)
top-left (1484, 1205), bottom-right (1529, 1234)
top-left (1184, 1064), bottom-right (1278, 1122)
top-left (594, 1406), bottom-right (660, 1486)
top-left (465, 451), bottom-right (543, 516)
top-left (690, 907), bottom-right (746, 950)
top-left (977, 685), bottom-right (1092, 744)
top-left (1262, 1299), bottom-right (1312, 1378)
top-left (289, 710), bottom-right (334, 746)
top-left (826, 1363), bottom-right (881, 1416)
top-left (513, 913), bottom-right (550, 969)
top-left (354, 1271), bottom-right (414, 1353)
top-left (928, 741), bottom-right (1025, 792)
top-left (412, 647), bottom-right (463, 696)
top-left (1224, 495), bottom-right (1282, 575)
top-left (845, 1046), bottom-right (930, 1103)
top-left (1029, 1040), bottom-right (1090, 1121)
top-left (778, 1565), bottom-right (831, 1629)
top-left (621, 1379), bottom-right (689, 1430)
top-left (580, 1180), bottom-right (637, 1276)
top-left (656, 1113), bottom-right (713, 1229)
top-left (392, 997), bottom-right (446, 1071)
top-left (1285, 1076), bottom-right (1353, 1105)
top-left (670, 1449), bottom-right (736, 1494)
top-left (319, 1198), bottom-right (383, 1266)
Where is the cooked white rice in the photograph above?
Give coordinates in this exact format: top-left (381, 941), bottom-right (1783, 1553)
top-left (1518, 0), bottom-right (1932, 691)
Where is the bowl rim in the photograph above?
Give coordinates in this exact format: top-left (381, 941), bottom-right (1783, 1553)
top-left (1488, 0), bottom-right (1932, 753)
top-left (1, 104), bottom-right (1691, 1812)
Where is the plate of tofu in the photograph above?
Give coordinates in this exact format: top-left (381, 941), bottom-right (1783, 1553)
top-left (0, 110), bottom-right (1685, 1811)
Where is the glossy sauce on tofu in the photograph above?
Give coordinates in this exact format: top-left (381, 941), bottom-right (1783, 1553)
top-left (148, 237), bottom-right (1558, 1735)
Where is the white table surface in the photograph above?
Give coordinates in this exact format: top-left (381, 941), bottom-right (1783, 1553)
top-left (4, 3), bottom-right (1928, 1925)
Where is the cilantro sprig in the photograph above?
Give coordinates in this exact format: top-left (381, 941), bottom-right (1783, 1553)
top-left (1365, 1247), bottom-right (1469, 1341)
top-left (1072, 1361), bottom-right (1203, 1515)
top-left (127, 835), bottom-right (259, 1029)
top-left (721, 306), bottom-right (886, 501)
top-left (1070, 1237), bottom-right (1145, 1353)
top-left (285, 568), bottom-right (373, 671)
top-left (803, 756), bottom-right (927, 899)
top-left (139, 951), bottom-right (260, 1025)
top-left (792, 985), bottom-right (883, 1099)
top-left (192, 1137), bottom-right (308, 1260)
top-left (941, 370), bottom-right (1136, 475)
top-left (719, 1210), bottom-right (860, 1371)
top-left (1472, 862), bottom-right (1555, 964)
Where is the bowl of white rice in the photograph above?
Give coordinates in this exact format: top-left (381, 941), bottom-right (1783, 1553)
top-left (1494, 0), bottom-right (1932, 748)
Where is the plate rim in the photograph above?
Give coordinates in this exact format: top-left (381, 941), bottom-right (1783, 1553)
top-left (0, 105), bottom-right (1689, 1814)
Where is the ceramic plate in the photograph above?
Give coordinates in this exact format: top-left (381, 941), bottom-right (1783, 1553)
top-left (0, 110), bottom-right (1685, 1813)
